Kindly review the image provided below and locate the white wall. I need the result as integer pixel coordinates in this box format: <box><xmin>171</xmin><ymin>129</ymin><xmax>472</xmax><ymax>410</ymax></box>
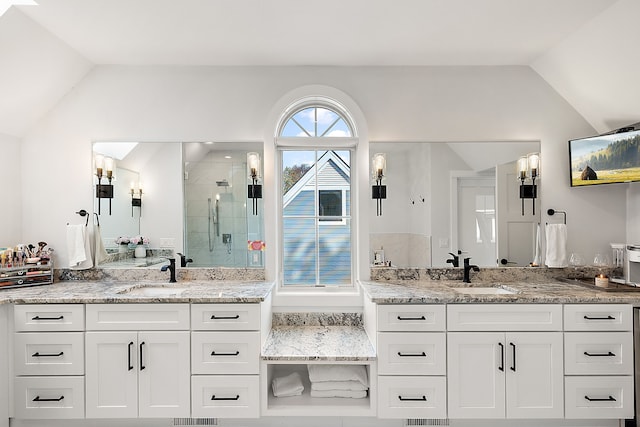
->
<box><xmin>0</xmin><ymin>133</ymin><xmax>21</xmax><ymax>245</ymax></box>
<box><xmin>20</xmin><ymin>65</ymin><xmax>627</xmax><ymax>275</ymax></box>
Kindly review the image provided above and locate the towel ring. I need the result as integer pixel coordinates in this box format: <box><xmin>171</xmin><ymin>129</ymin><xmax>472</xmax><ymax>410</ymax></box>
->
<box><xmin>547</xmin><ymin>209</ymin><xmax>566</xmax><ymax>224</ymax></box>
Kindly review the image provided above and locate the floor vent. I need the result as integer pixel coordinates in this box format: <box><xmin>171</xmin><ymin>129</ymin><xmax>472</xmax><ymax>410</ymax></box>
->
<box><xmin>173</xmin><ymin>418</ymin><xmax>218</xmax><ymax>426</ymax></box>
<box><xmin>405</xmin><ymin>419</ymin><xmax>450</xmax><ymax>426</ymax></box>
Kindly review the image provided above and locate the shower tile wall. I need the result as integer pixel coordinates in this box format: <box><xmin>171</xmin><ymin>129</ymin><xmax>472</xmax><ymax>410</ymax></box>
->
<box><xmin>185</xmin><ymin>153</ymin><xmax>259</xmax><ymax>268</ymax></box>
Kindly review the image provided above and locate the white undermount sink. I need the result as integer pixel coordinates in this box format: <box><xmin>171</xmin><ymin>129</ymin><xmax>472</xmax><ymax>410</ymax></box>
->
<box><xmin>119</xmin><ymin>285</ymin><xmax>189</xmax><ymax>297</ymax></box>
<box><xmin>451</xmin><ymin>286</ymin><xmax>517</xmax><ymax>295</ymax></box>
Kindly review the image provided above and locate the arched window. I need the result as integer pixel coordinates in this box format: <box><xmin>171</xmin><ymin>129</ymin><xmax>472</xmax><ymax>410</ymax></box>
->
<box><xmin>276</xmin><ymin>100</ymin><xmax>356</xmax><ymax>287</ymax></box>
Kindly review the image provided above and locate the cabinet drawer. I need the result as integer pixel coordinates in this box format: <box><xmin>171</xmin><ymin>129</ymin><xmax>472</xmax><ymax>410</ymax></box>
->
<box><xmin>377</xmin><ymin>376</ymin><xmax>446</xmax><ymax>419</ymax></box>
<box><xmin>447</xmin><ymin>304</ymin><xmax>562</xmax><ymax>331</ymax></box>
<box><xmin>565</xmin><ymin>332</ymin><xmax>633</xmax><ymax>375</ymax></box>
<box><xmin>14</xmin><ymin>305</ymin><xmax>84</xmax><ymax>332</ymax></box>
<box><xmin>14</xmin><ymin>376</ymin><xmax>85</xmax><ymax>419</ymax></box>
<box><xmin>378</xmin><ymin>332</ymin><xmax>446</xmax><ymax>375</ymax></box>
<box><xmin>192</xmin><ymin>331</ymin><xmax>260</xmax><ymax>374</ymax></box>
<box><xmin>86</xmin><ymin>304</ymin><xmax>190</xmax><ymax>330</ymax></box>
<box><xmin>565</xmin><ymin>376</ymin><xmax>634</xmax><ymax>419</ymax></box>
<box><xmin>377</xmin><ymin>305</ymin><xmax>445</xmax><ymax>331</ymax></box>
<box><xmin>191</xmin><ymin>304</ymin><xmax>260</xmax><ymax>331</ymax></box>
<box><xmin>564</xmin><ymin>304</ymin><xmax>632</xmax><ymax>331</ymax></box>
<box><xmin>191</xmin><ymin>375</ymin><xmax>259</xmax><ymax>418</ymax></box>
<box><xmin>14</xmin><ymin>332</ymin><xmax>84</xmax><ymax>376</ymax></box>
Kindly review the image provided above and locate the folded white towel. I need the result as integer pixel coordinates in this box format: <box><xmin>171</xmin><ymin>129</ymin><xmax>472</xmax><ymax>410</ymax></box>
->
<box><xmin>307</xmin><ymin>364</ymin><xmax>368</xmax><ymax>387</ymax></box>
<box><xmin>545</xmin><ymin>223</ymin><xmax>568</xmax><ymax>268</ymax></box>
<box><xmin>311</xmin><ymin>380</ymin><xmax>368</xmax><ymax>391</ymax></box>
<box><xmin>272</xmin><ymin>372</ymin><xmax>304</xmax><ymax>397</ymax></box>
<box><xmin>67</xmin><ymin>224</ymin><xmax>93</xmax><ymax>269</ymax></box>
<box><xmin>310</xmin><ymin>389</ymin><xmax>367</xmax><ymax>399</ymax></box>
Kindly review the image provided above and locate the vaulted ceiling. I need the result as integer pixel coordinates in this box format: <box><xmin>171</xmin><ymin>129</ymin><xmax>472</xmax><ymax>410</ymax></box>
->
<box><xmin>1</xmin><ymin>0</ymin><xmax>638</xmax><ymax>138</ymax></box>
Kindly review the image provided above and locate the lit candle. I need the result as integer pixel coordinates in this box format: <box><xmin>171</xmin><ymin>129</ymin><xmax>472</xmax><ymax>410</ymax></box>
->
<box><xmin>595</xmin><ymin>274</ymin><xmax>609</xmax><ymax>288</ymax></box>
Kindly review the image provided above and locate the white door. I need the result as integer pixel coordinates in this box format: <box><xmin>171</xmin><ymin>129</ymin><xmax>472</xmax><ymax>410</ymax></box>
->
<box><xmin>85</xmin><ymin>331</ymin><xmax>138</xmax><ymax>418</ymax></box>
<box><xmin>496</xmin><ymin>161</ymin><xmax>539</xmax><ymax>266</ymax></box>
<box><xmin>447</xmin><ymin>332</ymin><xmax>505</xmax><ymax>418</ymax></box>
<box><xmin>138</xmin><ymin>331</ymin><xmax>191</xmax><ymax>418</ymax></box>
<box><xmin>454</xmin><ymin>175</ymin><xmax>497</xmax><ymax>267</ymax></box>
<box><xmin>505</xmin><ymin>332</ymin><xmax>564</xmax><ymax>418</ymax></box>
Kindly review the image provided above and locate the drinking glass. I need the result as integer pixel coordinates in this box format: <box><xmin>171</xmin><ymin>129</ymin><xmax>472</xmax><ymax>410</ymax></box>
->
<box><xmin>593</xmin><ymin>253</ymin><xmax>611</xmax><ymax>268</ymax></box>
<box><xmin>569</xmin><ymin>253</ymin><xmax>584</xmax><ymax>267</ymax></box>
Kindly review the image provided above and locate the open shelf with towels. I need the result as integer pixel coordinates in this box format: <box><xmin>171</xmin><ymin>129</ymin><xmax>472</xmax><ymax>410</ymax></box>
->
<box><xmin>261</xmin><ymin>362</ymin><xmax>376</xmax><ymax>417</ymax></box>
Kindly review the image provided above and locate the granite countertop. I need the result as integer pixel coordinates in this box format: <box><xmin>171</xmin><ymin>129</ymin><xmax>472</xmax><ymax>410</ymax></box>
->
<box><xmin>359</xmin><ymin>279</ymin><xmax>640</xmax><ymax>304</ymax></box>
<box><xmin>0</xmin><ymin>280</ymin><xmax>274</xmax><ymax>304</ymax></box>
<box><xmin>262</xmin><ymin>325</ymin><xmax>376</xmax><ymax>361</ymax></box>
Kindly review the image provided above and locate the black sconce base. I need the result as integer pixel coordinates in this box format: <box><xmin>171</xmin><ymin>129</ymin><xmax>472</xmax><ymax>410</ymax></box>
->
<box><xmin>96</xmin><ymin>184</ymin><xmax>114</xmax><ymax>199</ymax></box>
<box><xmin>247</xmin><ymin>184</ymin><xmax>262</xmax><ymax>199</ymax></box>
<box><xmin>519</xmin><ymin>184</ymin><xmax>537</xmax><ymax>199</ymax></box>
<box><xmin>372</xmin><ymin>185</ymin><xmax>387</xmax><ymax>199</ymax></box>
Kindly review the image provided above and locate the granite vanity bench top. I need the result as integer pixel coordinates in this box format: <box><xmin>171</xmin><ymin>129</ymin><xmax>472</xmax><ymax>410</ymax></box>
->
<box><xmin>0</xmin><ymin>280</ymin><xmax>274</xmax><ymax>304</ymax></box>
<box><xmin>360</xmin><ymin>279</ymin><xmax>640</xmax><ymax>304</ymax></box>
<box><xmin>262</xmin><ymin>325</ymin><xmax>376</xmax><ymax>362</ymax></box>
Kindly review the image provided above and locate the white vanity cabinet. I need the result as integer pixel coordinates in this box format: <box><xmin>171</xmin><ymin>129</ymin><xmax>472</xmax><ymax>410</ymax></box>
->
<box><xmin>12</xmin><ymin>304</ymin><xmax>86</xmax><ymax>419</ymax></box>
<box><xmin>84</xmin><ymin>304</ymin><xmax>191</xmax><ymax>419</ymax></box>
<box><xmin>563</xmin><ymin>304</ymin><xmax>634</xmax><ymax>419</ymax></box>
<box><xmin>446</xmin><ymin>304</ymin><xmax>564</xmax><ymax>419</ymax></box>
<box><xmin>376</xmin><ymin>305</ymin><xmax>447</xmax><ymax>419</ymax></box>
<box><xmin>190</xmin><ymin>304</ymin><xmax>262</xmax><ymax>418</ymax></box>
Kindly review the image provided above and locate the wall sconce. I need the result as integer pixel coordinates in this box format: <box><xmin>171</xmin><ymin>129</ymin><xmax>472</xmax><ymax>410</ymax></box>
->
<box><xmin>130</xmin><ymin>182</ymin><xmax>143</xmax><ymax>217</ymax></box>
<box><xmin>371</xmin><ymin>153</ymin><xmax>387</xmax><ymax>216</ymax></box>
<box><xmin>95</xmin><ymin>154</ymin><xmax>114</xmax><ymax>215</ymax></box>
<box><xmin>247</xmin><ymin>152</ymin><xmax>262</xmax><ymax>215</ymax></box>
<box><xmin>517</xmin><ymin>152</ymin><xmax>540</xmax><ymax>216</ymax></box>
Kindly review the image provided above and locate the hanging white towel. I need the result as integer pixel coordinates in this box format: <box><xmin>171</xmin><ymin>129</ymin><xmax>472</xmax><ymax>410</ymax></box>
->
<box><xmin>272</xmin><ymin>372</ymin><xmax>304</xmax><ymax>397</ymax></box>
<box><xmin>307</xmin><ymin>364</ymin><xmax>368</xmax><ymax>387</ymax></box>
<box><xmin>533</xmin><ymin>223</ymin><xmax>541</xmax><ymax>266</ymax></box>
<box><xmin>545</xmin><ymin>223</ymin><xmax>568</xmax><ymax>268</ymax></box>
<box><xmin>92</xmin><ymin>223</ymin><xmax>109</xmax><ymax>265</ymax></box>
<box><xmin>67</xmin><ymin>224</ymin><xmax>93</xmax><ymax>270</ymax></box>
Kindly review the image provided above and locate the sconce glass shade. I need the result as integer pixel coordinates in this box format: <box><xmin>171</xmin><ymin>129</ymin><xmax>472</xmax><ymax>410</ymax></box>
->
<box><xmin>247</xmin><ymin>152</ymin><xmax>261</xmax><ymax>179</ymax></box>
<box><xmin>517</xmin><ymin>156</ymin><xmax>528</xmax><ymax>180</ymax></box>
<box><xmin>372</xmin><ymin>153</ymin><xmax>386</xmax><ymax>181</ymax></box>
<box><xmin>95</xmin><ymin>154</ymin><xmax>104</xmax><ymax>178</ymax></box>
<box><xmin>527</xmin><ymin>152</ymin><xmax>540</xmax><ymax>178</ymax></box>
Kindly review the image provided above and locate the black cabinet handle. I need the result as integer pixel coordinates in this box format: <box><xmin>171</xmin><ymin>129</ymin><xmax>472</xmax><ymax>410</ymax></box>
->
<box><xmin>397</xmin><ymin>315</ymin><xmax>426</xmax><ymax>321</ymax></box>
<box><xmin>32</xmin><ymin>351</ymin><xmax>64</xmax><ymax>357</ymax></box>
<box><xmin>139</xmin><ymin>342</ymin><xmax>145</xmax><ymax>370</ymax></box>
<box><xmin>128</xmin><ymin>341</ymin><xmax>134</xmax><ymax>371</ymax></box>
<box><xmin>211</xmin><ymin>350</ymin><xmax>240</xmax><ymax>356</ymax></box>
<box><xmin>584</xmin><ymin>315</ymin><xmax>615</xmax><ymax>320</ymax></box>
<box><xmin>584</xmin><ymin>351</ymin><xmax>615</xmax><ymax>357</ymax></box>
<box><xmin>585</xmin><ymin>395</ymin><xmax>616</xmax><ymax>402</ymax></box>
<box><xmin>31</xmin><ymin>315</ymin><xmax>64</xmax><ymax>321</ymax></box>
<box><xmin>211</xmin><ymin>395</ymin><xmax>240</xmax><ymax>401</ymax></box>
<box><xmin>510</xmin><ymin>342</ymin><xmax>516</xmax><ymax>372</ymax></box>
<box><xmin>498</xmin><ymin>342</ymin><xmax>504</xmax><ymax>372</ymax></box>
<box><xmin>397</xmin><ymin>351</ymin><xmax>426</xmax><ymax>357</ymax></box>
<box><xmin>33</xmin><ymin>395</ymin><xmax>64</xmax><ymax>402</ymax></box>
<box><xmin>211</xmin><ymin>314</ymin><xmax>240</xmax><ymax>320</ymax></box>
<box><xmin>398</xmin><ymin>395</ymin><xmax>426</xmax><ymax>401</ymax></box>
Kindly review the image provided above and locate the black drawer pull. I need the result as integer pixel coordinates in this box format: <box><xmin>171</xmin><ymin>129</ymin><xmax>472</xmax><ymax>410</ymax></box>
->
<box><xmin>498</xmin><ymin>342</ymin><xmax>504</xmax><ymax>372</ymax></box>
<box><xmin>398</xmin><ymin>395</ymin><xmax>427</xmax><ymax>401</ymax></box>
<box><xmin>211</xmin><ymin>394</ymin><xmax>240</xmax><ymax>401</ymax></box>
<box><xmin>583</xmin><ymin>315</ymin><xmax>615</xmax><ymax>320</ymax></box>
<box><xmin>211</xmin><ymin>351</ymin><xmax>240</xmax><ymax>356</ymax></box>
<box><xmin>397</xmin><ymin>351</ymin><xmax>426</xmax><ymax>357</ymax></box>
<box><xmin>32</xmin><ymin>315</ymin><xmax>64</xmax><ymax>321</ymax></box>
<box><xmin>397</xmin><ymin>315</ymin><xmax>426</xmax><ymax>321</ymax></box>
<box><xmin>584</xmin><ymin>351</ymin><xmax>616</xmax><ymax>357</ymax></box>
<box><xmin>510</xmin><ymin>342</ymin><xmax>516</xmax><ymax>372</ymax></box>
<box><xmin>32</xmin><ymin>351</ymin><xmax>64</xmax><ymax>357</ymax></box>
<box><xmin>585</xmin><ymin>395</ymin><xmax>616</xmax><ymax>402</ymax></box>
<box><xmin>211</xmin><ymin>314</ymin><xmax>240</xmax><ymax>320</ymax></box>
<box><xmin>33</xmin><ymin>395</ymin><xmax>64</xmax><ymax>402</ymax></box>
<box><xmin>140</xmin><ymin>342</ymin><xmax>145</xmax><ymax>371</ymax></box>
<box><xmin>128</xmin><ymin>342</ymin><xmax>134</xmax><ymax>371</ymax></box>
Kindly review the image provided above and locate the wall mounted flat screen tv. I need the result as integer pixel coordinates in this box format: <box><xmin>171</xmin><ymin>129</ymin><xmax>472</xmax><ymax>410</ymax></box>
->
<box><xmin>569</xmin><ymin>128</ymin><xmax>640</xmax><ymax>187</ymax></box>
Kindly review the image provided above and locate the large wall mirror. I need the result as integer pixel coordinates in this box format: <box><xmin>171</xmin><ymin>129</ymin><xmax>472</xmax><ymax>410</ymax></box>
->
<box><xmin>92</xmin><ymin>141</ymin><xmax>264</xmax><ymax>268</ymax></box>
<box><xmin>369</xmin><ymin>141</ymin><xmax>541</xmax><ymax>268</ymax></box>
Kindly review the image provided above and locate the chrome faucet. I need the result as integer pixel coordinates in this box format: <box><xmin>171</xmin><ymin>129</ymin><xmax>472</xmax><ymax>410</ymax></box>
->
<box><xmin>463</xmin><ymin>257</ymin><xmax>480</xmax><ymax>283</ymax></box>
<box><xmin>160</xmin><ymin>258</ymin><xmax>177</xmax><ymax>283</ymax></box>
<box><xmin>177</xmin><ymin>253</ymin><xmax>193</xmax><ymax>267</ymax></box>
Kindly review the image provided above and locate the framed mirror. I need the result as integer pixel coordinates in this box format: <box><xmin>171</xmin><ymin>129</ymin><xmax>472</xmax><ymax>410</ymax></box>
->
<box><xmin>92</xmin><ymin>141</ymin><xmax>264</xmax><ymax>268</ymax></box>
<box><xmin>369</xmin><ymin>141</ymin><xmax>541</xmax><ymax>268</ymax></box>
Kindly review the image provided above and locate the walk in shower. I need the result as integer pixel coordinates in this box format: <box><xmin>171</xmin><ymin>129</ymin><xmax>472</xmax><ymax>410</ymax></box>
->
<box><xmin>183</xmin><ymin>142</ymin><xmax>264</xmax><ymax>268</ymax></box>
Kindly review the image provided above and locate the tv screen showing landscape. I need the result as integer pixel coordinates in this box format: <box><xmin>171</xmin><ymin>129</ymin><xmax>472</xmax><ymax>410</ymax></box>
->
<box><xmin>569</xmin><ymin>129</ymin><xmax>640</xmax><ymax>187</ymax></box>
